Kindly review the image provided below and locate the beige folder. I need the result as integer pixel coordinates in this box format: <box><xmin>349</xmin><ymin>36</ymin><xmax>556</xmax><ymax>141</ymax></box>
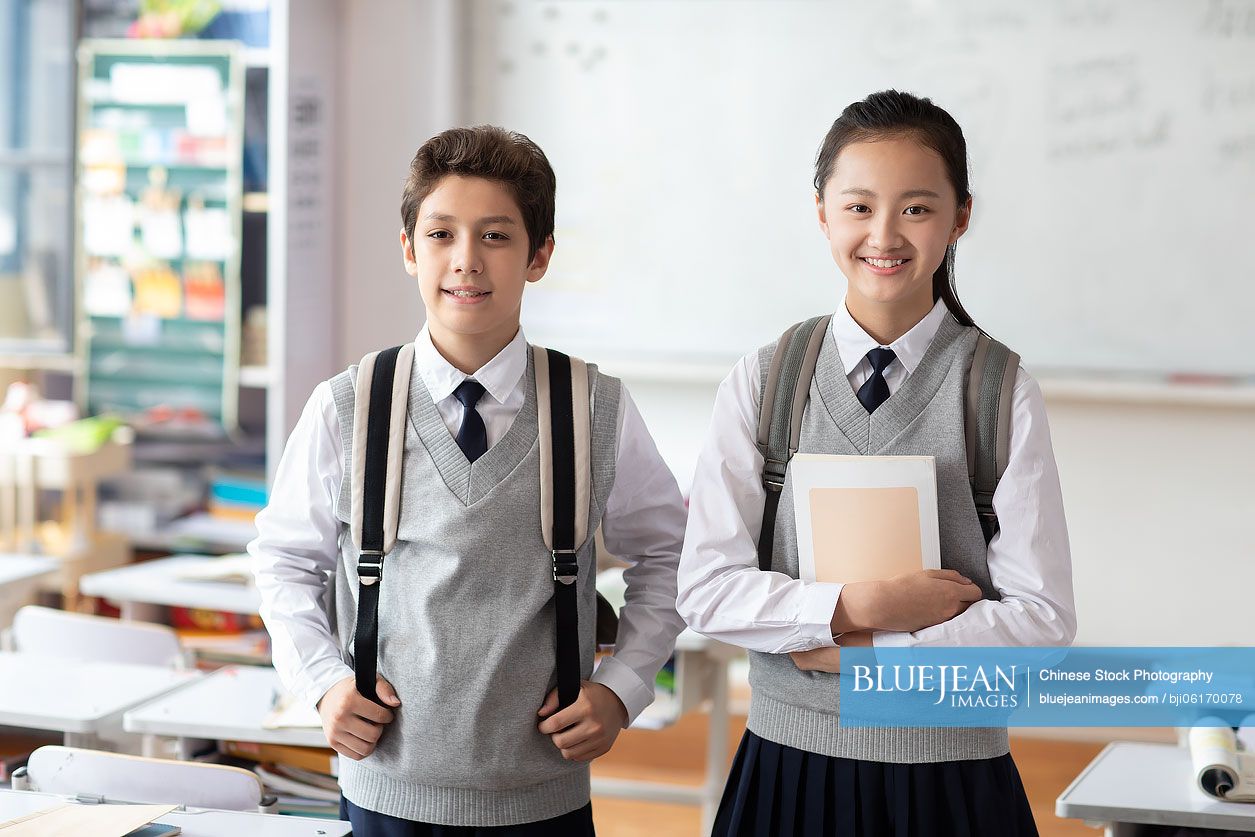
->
<box><xmin>0</xmin><ymin>803</ymin><xmax>177</xmax><ymax>836</ymax></box>
<box><xmin>790</xmin><ymin>454</ymin><xmax>940</xmax><ymax>583</ymax></box>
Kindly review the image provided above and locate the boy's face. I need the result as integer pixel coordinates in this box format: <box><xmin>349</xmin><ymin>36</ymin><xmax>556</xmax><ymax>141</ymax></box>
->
<box><xmin>401</xmin><ymin>175</ymin><xmax>552</xmax><ymax>350</ymax></box>
<box><xmin>816</xmin><ymin>137</ymin><xmax>971</xmax><ymax>318</ymax></box>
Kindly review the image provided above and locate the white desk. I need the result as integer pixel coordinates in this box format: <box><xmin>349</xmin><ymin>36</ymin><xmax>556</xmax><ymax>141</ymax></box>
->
<box><xmin>0</xmin><ymin>651</ymin><xmax>198</xmax><ymax>748</ymax></box>
<box><xmin>1057</xmin><ymin>741</ymin><xmax>1255</xmax><ymax>835</ymax></box>
<box><xmin>0</xmin><ymin>554</ymin><xmax>57</xmax><ymax>631</ymax></box>
<box><xmin>125</xmin><ymin>665</ymin><xmax>330</xmax><ymax>756</ymax></box>
<box><xmin>79</xmin><ymin>555</ymin><xmax>261</xmax><ymax>621</ymax></box>
<box><xmin>0</xmin><ymin>789</ymin><xmax>351</xmax><ymax>836</ymax></box>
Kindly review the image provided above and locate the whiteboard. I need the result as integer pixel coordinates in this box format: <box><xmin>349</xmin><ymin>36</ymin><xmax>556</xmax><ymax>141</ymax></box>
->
<box><xmin>467</xmin><ymin>0</ymin><xmax>1255</xmax><ymax>378</ymax></box>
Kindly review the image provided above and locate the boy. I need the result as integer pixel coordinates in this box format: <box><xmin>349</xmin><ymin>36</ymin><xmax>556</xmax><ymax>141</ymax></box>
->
<box><xmin>250</xmin><ymin>126</ymin><xmax>687</xmax><ymax>834</ymax></box>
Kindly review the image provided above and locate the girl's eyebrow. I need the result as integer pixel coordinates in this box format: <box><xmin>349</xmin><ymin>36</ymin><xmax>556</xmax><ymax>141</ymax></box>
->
<box><xmin>840</xmin><ymin>187</ymin><xmax>942</xmax><ymax>200</ymax></box>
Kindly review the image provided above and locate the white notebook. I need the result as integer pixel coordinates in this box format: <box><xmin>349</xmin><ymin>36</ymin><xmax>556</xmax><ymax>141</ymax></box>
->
<box><xmin>790</xmin><ymin>454</ymin><xmax>941</xmax><ymax>584</ymax></box>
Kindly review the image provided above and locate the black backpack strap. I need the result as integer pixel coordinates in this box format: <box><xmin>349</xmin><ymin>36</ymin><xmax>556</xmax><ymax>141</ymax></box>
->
<box><xmin>535</xmin><ymin>346</ymin><xmax>588</xmax><ymax>710</ymax></box>
<box><xmin>351</xmin><ymin>344</ymin><xmax>413</xmax><ymax>706</ymax></box>
<box><xmin>966</xmin><ymin>333</ymin><xmax>1020</xmax><ymax>546</ymax></box>
<box><xmin>755</xmin><ymin>315</ymin><xmax>831</xmax><ymax>572</ymax></box>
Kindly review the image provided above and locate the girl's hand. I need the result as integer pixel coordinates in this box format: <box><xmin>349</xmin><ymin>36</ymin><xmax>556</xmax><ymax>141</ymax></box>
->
<box><xmin>788</xmin><ymin>631</ymin><xmax>873</xmax><ymax>673</ymax></box>
<box><xmin>833</xmin><ymin>570</ymin><xmax>982</xmax><ymax>634</ymax></box>
<box><xmin>789</xmin><ymin>645</ymin><xmax>842</xmax><ymax>673</ymax></box>
<box><xmin>870</xmin><ymin>569</ymin><xmax>982</xmax><ymax>632</ymax></box>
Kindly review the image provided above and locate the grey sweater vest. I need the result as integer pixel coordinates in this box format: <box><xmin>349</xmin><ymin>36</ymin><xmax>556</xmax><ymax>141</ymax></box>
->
<box><xmin>326</xmin><ymin>349</ymin><xmax>621</xmax><ymax>826</ymax></box>
<box><xmin>748</xmin><ymin>314</ymin><xmax>1009</xmax><ymax>763</ymax></box>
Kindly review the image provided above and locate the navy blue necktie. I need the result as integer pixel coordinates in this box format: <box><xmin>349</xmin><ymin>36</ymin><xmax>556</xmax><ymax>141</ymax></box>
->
<box><xmin>453</xmin><ymin>380</ymin><xmax>488</xmax><ymax>463</ymax></box>
<box><xmin>856</xmin><ymin>348</ymin><xmax>896</xmax><ymax>414</ymax></box>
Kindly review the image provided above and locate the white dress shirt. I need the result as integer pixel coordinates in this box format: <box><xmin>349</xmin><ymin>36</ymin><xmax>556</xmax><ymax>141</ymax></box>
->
<box><xmin>676</xmin><ymin>298</ymin><xmax>1076</xmax><ymax>653</ymax></box>
<box><xmin>250</xmin><ymin>325</ymin><xmax>688</xmax><ymax>724</ymax></box>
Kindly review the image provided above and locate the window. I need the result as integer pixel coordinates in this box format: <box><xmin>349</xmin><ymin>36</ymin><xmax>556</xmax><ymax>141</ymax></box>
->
<box><xmin>0</xmin><ymin>0</ymin><xmax>74</xmax><ymax>356</ymax></box>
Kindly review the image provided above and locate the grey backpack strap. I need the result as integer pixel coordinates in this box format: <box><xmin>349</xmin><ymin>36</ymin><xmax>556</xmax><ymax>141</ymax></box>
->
<box><xmin>350</xmin><ymin>343</ymin><xmax>415</xmax><ymax>705</ymax></box>
<box><xmin>966</xmin><ymin>333</ymin><xmax>1020</xmax><ymax>546</ymax></box>
<box><xmin>755</xmin><ymin>315</ymin><xmax>831</xmax><ymax>572</ymax></box>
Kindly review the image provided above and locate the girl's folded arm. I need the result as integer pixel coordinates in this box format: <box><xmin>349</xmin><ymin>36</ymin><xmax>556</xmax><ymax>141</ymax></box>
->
<box><xmin>676</xmin><ymin>353</ymin><xmax>845</xmax><ymax>655</ymax></box>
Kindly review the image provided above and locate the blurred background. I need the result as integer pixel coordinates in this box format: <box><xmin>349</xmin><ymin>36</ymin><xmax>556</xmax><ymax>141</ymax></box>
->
<box><xmin>0</xmin><ymin>1</ymin><xmax>1253</xmax><ymax>835</ymax></box>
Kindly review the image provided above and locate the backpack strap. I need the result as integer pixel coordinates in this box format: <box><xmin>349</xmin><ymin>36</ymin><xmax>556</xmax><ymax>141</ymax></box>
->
<box><xmin>533</xmin><ymin>346</ymin><xmax>592</xmax><ymax>710</ymax></box>
<box><xmin>349</xmin><ymin>343</ymin><xmax>414</xmax><ymax>706</ymax></box>
<box><xmin>966</xmin><ymin>333</ymin><xmax>1020</xmax><ymax>546</ymax></box>
<box><xmin>755</xmin><ymin>315</ymin><xmax>831</xmax><ymax>572</ymax></box>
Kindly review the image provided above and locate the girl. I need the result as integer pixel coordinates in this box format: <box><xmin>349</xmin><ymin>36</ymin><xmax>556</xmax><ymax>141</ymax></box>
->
<box><xmin>676</xmin><ymin>90</ymin><xmax>1076</xmax><ymax>836</ymax></box>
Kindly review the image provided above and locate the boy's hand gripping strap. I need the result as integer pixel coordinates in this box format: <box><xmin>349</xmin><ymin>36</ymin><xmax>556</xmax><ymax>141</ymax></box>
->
<box><xmin>534</xmin><ymin>346</ymin><xmax>592</xmax><ymax>710</ymax></box>
<box><xmin>350</xmin><ymin>343</ymin><xmax>413</xmax><ymax>705</ymax></box>
<box><xmin>754</xmin><ymin>315</ymin><xmax>831</xmax><ymax>572</ymax></box>
<box><xmin>966</xmin><ymin>333</ymin><xmax>1019</xmax><ymax>546</ymax></box>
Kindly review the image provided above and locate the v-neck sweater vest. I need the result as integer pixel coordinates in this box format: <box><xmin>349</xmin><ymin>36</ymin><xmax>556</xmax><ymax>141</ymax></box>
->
<box><xmin>325</xmin><ymin>349</ymin><xmax>622</xmax><ymax>826</ymax></box>
<box><xmin>748</xmin><ymin>314</ymin><xmax>1009</xmax><ymax>763</ymax></box>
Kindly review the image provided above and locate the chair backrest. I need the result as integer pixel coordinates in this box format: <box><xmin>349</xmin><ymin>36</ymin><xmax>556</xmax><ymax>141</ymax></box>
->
<box><xmin>12</xmin><ymin>605</ymin><xmax>183</xmax><ymax>667</ymax></box>
<box><xmin>23</xmin><ymin>746</ymin><xmax>266</xmax><ymax>811</ymax></box>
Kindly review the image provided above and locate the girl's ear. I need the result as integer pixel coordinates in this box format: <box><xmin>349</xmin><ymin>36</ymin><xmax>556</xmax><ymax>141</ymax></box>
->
<box><xmin>815</xmin><ymin>192</ymin><xmax>830</xmax><ymax>236</ymax></box>
<box><xmin>949</xmin><ymin>196</ymin><xmax>974</xmax><ymax>245</ymax></box>
<box><xmin>400</xmin><ymin>229</ymin><xmax>418</xmax><ymax>277</ymax></box>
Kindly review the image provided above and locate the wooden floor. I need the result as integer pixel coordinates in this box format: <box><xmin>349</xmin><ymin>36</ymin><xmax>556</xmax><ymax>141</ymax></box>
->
<box><xmin>590</xmin><ymin>712</ymin><xmax>1106</xmax><ymax>836</ymax></box>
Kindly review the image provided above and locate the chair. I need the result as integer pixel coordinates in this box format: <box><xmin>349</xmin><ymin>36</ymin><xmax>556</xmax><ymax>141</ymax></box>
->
<box><xmin>12</xmin><ymin>745</ymin><xmax>277</xmax><ymax>813</ymax></box>
<box><xmin>12</xmin><ymin>604</ymin><xmax>185</xmax><ymax>668</ymax></box>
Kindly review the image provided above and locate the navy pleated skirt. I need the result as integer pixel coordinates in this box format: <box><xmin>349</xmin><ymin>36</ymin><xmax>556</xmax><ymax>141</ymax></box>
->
<box><xmin>712</xmin><ymin>730</ymin><xmax>1038</xmax><ymax>837</ymax></box>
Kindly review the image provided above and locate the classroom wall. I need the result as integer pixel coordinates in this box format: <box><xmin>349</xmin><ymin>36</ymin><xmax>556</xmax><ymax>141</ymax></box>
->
<box><xmin>334</xmin><ymin>0</ymin><xmax>457</xmax><ymax>366</ymax></box>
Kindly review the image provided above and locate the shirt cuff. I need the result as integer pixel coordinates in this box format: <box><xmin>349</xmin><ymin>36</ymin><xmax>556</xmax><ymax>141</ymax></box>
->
<box><xmin>798</xmin><ymin>581</ymin><xmax>844</xmax><ymax>648</ymax></box>
<box><xmin>300</xmin><ymin>660</ymin><xmax>357</xmax><ymax>711</ymax></box>
<box><xmin>590</xmin><ymin>654</ymin><xmax>654</xmax><ymax>727</ymax></box>
<box><xmin>871</xmin><ymin>630</ymin><xmax>913</xmax><ymax>648</ymax></box>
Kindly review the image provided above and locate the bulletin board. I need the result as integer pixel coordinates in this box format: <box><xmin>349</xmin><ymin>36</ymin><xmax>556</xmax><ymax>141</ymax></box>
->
<box><xmin>75</xmin><ymin>39</ymin><xmax>244</xmax><ymax>429</ymax></box>
<box><xmin>467</xmin><ymin>0</ymin><xmax>1255</xmax><ymax>380</ymax></box>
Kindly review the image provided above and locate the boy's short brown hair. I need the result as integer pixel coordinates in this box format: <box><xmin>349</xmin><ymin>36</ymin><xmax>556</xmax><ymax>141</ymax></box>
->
<box><xmin>401</xmin><ymin>125</ymin><xmax>556</xmax><ymax>261</ymax></box>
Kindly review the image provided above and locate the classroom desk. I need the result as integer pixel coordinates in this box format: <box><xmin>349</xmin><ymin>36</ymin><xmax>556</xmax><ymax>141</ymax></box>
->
<box><xmin>124</xmin><ymin>665</ymin><xmax>330</xmax><ymax>757</ymax></box>
<box><xmin>0</xmin><ymin>554</ymin><xmax>57</xmax><ymax>631</ymax></box>
<box><xmin>0</xmin><ymin>652</ymin><xmax>198</xmax><ymax>748</ymax></box>
<box><xmin>1056</xmin><ymin>741</ymin><xmax>1255</xmax><ymax>835</ymax></box>
<box><xmin>0</xmin><ymin>789</ymin><xmax>351</xmax><ymax>836</ymax></box>
<box><xmin>79</xmin><ymin>554</ymin><xmax>260</xmax><ymax>621</ymax></box>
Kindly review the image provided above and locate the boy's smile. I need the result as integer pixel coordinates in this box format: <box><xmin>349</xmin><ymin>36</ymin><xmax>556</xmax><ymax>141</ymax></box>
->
<box><xmin>401</xmin><ymin>175</ymin><xmax>553</xmax><ymax>372</ymax></box>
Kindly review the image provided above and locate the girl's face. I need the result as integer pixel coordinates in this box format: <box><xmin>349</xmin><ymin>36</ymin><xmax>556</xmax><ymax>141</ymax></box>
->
<box><xmin>817</xmin><ymin>136</ymin><xmax>972</xmax><ymax>319</ymax></box>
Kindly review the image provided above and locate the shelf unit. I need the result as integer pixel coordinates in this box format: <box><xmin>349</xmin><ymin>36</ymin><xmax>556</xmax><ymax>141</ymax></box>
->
<box><xmin>74</xmin><ymin>39</ymin><xmax>245</xmax><ymax>430</ymax></box>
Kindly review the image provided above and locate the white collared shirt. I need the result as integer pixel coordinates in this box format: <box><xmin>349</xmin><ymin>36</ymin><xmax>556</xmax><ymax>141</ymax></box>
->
<box><xmin>676</xmin><ymin>298</ymin><xmax>1076</xmax><ymax>652</ymax></box>
<box><xmin>250</xmin><ymin>325</ymin><xmax>688</xmax><ymax>724</ymax></box>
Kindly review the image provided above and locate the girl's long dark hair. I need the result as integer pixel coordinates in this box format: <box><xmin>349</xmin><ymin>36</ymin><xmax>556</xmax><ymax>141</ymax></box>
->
<box><xmin>814</xmin><ymin>90</ymin><xmax>979</xmax><ymax>329</ymax></box>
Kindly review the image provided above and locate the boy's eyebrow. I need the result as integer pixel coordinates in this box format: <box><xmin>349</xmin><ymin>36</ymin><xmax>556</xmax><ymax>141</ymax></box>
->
<box><xmin>423</xmin><ymin>212</ymin><xmax>518</xmax><ymax>225</ymax></box>
<box><xmin>840</xmin><ymin>187</ymin><xmax>942</xmax><ymax>200</ymax></box>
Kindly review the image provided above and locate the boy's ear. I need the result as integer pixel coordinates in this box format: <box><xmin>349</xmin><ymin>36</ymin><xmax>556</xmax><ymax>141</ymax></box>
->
<box><xmin>400</xmin><ymin>228</ymin><xmax>419</xmax><ymax>277</ymax></box>
<box><xmin>949</xmin><ymin>196</ymin><xmax>974</xmax><ymax>245</ymax></box>
<box><xmin>815</xmin><ymin>192</ymin><xmax>830</xmax><ymax>236</ymax></box>
<box><xmin>525</xmin><ymin>235</ymin><xmax>555</xmax><ymax>284</ymax></box>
